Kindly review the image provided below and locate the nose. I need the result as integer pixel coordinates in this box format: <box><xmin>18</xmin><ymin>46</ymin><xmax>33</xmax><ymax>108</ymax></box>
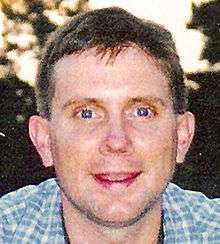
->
<box><xmin>99</xmin><ymin>122</ymin><xmax>134</xmax><ymax>156</ymax></box>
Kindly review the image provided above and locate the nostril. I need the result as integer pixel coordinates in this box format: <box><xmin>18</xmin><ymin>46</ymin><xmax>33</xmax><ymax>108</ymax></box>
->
<box><xmin>106</xmin><ymin>144</ymin><xmax>127</xmax><ymax>153</ymax></box>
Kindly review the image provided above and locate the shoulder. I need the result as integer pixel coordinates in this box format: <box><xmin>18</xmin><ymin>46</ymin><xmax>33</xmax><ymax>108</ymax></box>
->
<box><xmin>165</xmin><ymin>183</ymin><xmax>220</xmax><ymax>215</ymax></box>
<box><xmin>0</xmin><ymin>178</ymin><xmax>59</xmax><ymax>241</ymax></box>
<box><xmin>163</xmin><ymin>183</ymin><xmax>220</xmax><ymax>242</ymax></box>
<box><xmin>0</xmin><ymin>178</ymin><xmax>58</xmax><ymax>216</ymax></box>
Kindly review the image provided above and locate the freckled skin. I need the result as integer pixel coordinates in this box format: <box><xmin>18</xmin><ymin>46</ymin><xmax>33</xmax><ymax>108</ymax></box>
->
<box><xmin>29</xmin><ymin>45</ymin><xmax>195</xmax><ymax>242</ymax></box>
<box><xmin>48</xmin><ymin>47</ymin><xmax>178</xmax><ymax>225</ymax></box>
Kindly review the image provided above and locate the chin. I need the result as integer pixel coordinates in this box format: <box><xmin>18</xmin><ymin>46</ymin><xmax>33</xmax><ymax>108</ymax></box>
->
<box><xmin>68</xmin><ymin>193</ymin><xmax>161</xmax><ymax>229</ymax></box>
<box><xmin>89</xmin><ymin>201</ymin><xmax>159</xmax><ymax>229</ymax></box>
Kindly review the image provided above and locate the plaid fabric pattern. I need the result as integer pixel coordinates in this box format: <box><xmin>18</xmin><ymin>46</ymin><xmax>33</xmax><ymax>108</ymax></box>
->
<box><xmin>0</xmin><ymin>178</ymin><xmax>220</xmax><ymax>243</ymax></box>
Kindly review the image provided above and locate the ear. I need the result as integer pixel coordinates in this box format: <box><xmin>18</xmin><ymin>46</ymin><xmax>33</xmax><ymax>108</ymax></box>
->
<box><xmin>176</xmin><ymin>112</ymin><xmax>195</xmax><ymax>164</ymax></box>
<box><xmin>29</xmin><ymin>115</ymin><xmax>54</xmax><ymax>167</ymax></box>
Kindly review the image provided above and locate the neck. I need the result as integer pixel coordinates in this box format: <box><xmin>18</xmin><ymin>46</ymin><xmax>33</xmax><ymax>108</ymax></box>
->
<box><xmin>61</xmin><ymin>193</ymin><xmax>162</xmax><ymax>244</ymax></box>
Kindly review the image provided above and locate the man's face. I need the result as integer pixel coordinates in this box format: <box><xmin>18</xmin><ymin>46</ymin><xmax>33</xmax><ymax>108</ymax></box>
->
<box><xmin>30</xmin><ymin>47</ymin><xmax>194</xmax><ymax>227</ymax></box>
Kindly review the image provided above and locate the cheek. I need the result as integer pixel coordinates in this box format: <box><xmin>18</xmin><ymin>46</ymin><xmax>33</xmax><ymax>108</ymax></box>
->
<box><xmin>58</xmin><ymin>116</ymin><xmax>103</xmax><ymax>142</ymax></box>
<box><xmin>50</xmin><ymin>121</ymin><xmax>102</xmax><ymax>170</ymax></box>
<box><xmin>132</xmin><ymin>120</ymin><xmax>177</xmax><ymax>161</ymax></box>
<box><xmin>134</xmin><ymin>126</ymin><xmax>177</xmax><ymax>185</ymax></box>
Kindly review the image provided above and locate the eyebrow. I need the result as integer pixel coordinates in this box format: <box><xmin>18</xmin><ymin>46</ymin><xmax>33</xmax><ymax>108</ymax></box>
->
<box><xmin>62</xmin><ymin>98</ymin><xmax>102</xmax><ymax>110</ymax></box>
<box><xmin>62</xmin><ymin>96</ymin><xmax>166</xmax><ymax>110</ymax></box>
<box><xmin>127</xmin><ymin>96</ymin><xmax>166</xmax><ymax>107</ymax></box>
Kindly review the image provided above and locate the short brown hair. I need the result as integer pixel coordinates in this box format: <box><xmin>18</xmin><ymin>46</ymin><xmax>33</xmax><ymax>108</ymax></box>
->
<box><xmin>36</xmin><ymin>7</ymin><xmax>187</xmax><ymax>119</ymax></box>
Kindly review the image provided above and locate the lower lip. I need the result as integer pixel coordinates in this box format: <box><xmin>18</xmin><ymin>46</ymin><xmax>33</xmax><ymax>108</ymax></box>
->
<box><xmin>94</xmin><ymin>172</ymin><xmax>141</xmax><ymax>188</ymax></box>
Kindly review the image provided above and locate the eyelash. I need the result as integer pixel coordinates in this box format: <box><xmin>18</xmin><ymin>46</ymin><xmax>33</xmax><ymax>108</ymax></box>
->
<box><xmin>72</xmin><ymin>106</ymin><xmax>101</xmax><ymax>120</ymax></box>
<box><xmin>71</xmin><ymin>105</ymin><xmax>157</xmax><ymax>120</ymax></box>
<box><xmin>127</xmin><ymin>105</ymin><xmax>156</xmax><ymax>119</ymax></box>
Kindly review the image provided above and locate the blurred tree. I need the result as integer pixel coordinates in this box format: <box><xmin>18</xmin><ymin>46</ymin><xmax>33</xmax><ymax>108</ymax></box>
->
<box><xmin>0</xmin><ymin>0</ymin><xmax>90</xmax><ymax>196</ymax></box>
<box><xmin>0</xmin><ymin>74</ymin><xmax>54</xmax><ymax>195</ymax></box>
<box><xmin>173</xmin><ymin>0</ymin><xmax>220</xmax><ymax>198</ymax></box>
<box><xmin>0</xmin><ymin>0</ymin><xmax>90</xmax><ymax>82</ymax></box>
<box><xmin>187</xmin><ymin>0</ymin><xmax>220</xmax><ymax>65</ymax></box>
<box><xmin>0</xmin><ymin>0</ymin><xmax>219</xmax><ymax>198</ymax></box>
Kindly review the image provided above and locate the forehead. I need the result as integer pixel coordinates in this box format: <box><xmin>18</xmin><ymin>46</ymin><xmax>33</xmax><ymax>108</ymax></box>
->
<box><xmin>52</xmin><ymin>46</ymin><xmax>171</xmax><ymax>106</ymax></box>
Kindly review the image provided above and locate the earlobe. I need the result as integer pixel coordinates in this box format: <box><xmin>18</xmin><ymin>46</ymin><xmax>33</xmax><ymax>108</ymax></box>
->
<box><xmin>29</xmin><ymin>115</ymin><xmax>54</xmax><ymax>167</ymax></box>
<box><xmin>176</xmin><ymin>112</ymin><xmax>195</xmax><ymax>164</ymax></box>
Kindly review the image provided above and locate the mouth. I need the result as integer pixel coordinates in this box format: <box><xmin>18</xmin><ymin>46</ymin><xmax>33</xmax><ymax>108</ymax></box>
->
<box><xmin>93</xmin><ymin>171</ymin><xmax>142</xmax><ymax>188</ymax></box>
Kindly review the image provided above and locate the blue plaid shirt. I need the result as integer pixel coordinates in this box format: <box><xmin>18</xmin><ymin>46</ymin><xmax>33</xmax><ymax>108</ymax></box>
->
<box><xmin>0</xmin><ymin>178</ymin><xmax>220</xmax><ymax>243</ymax></box>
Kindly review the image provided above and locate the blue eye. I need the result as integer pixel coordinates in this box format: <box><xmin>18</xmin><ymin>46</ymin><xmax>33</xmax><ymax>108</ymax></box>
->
<box><xmin>81</xmin><ymin>109</ymin><xmax>93</xmax><ymax>119</ymax></box>
<box><xmin>136</xmin><ymin>107</ymin><xmax>150</xmax><ymax>117</ymax></box>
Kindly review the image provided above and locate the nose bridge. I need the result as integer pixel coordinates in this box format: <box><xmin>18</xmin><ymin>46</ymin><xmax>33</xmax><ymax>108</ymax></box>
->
<box><xmin>108</xmin><ymin>107</ymin><xmax>128</xmax><ymax>138</ymax></box>
<box><xmin>99</xmin><ymin>111</ymin><xmax>133</xmax><ymax>155</ymax></box>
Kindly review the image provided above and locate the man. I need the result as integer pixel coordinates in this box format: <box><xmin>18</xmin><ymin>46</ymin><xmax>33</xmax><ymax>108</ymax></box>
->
<box><xmin>0</xmin><ymin>7</ymin><xmax>219</xmax><ymax>243</ymax></box>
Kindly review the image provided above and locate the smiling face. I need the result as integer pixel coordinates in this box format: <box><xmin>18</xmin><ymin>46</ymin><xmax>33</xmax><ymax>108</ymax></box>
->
<box><xmin>29</xmin><ymin>46</ymin><xmax>194</xmax><ymax>227</ymax></box>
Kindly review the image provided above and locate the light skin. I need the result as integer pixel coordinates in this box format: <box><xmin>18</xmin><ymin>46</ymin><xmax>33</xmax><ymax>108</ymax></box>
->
<box><xmin>29</xmin><ymin>46</ymin><xmax>195</xmax><ymax>243</ymax></box>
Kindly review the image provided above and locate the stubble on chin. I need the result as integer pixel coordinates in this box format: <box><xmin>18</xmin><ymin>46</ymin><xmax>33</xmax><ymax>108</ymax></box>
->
<box><xmin>56</xmin><ymin>176</ymin><xmax>169</xmax><ymax>230</ymax></box>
